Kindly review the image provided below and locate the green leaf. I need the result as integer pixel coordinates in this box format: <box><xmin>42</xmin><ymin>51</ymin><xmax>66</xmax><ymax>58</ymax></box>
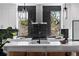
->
<box><xmin>20</xmin><ymin>19</ymin><xmax>28</xmax><ymax>26</ymax></box>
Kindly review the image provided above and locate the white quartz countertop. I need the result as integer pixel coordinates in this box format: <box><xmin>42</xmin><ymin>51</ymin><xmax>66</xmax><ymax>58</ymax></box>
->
<box><xmin>4</xmin><ymin>38</ymin><xmax>79</xmax><ymax>52</ymax></box>
<box><xmin>4</xmin><ymin>41</ymin><xmax>79</xmax><ymax>46</ymax></box>
<box><xmin>5</xmin><ymin>38</ymin><xmax>64</xmax><ymax>46</ymax></box>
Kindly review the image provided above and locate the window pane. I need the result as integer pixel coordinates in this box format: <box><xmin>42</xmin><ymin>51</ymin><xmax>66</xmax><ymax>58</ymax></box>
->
<box><xmin>50</xmin><ymin>11</ymin><xmax>61</xmax><ymax>37</ymax></box>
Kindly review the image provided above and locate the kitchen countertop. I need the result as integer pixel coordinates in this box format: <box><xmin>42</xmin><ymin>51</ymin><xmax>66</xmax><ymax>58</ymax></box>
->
<box><xmin>4</xmin><ymin>38</ymin><xmax>79</xmax><ymax>52</ymax></box>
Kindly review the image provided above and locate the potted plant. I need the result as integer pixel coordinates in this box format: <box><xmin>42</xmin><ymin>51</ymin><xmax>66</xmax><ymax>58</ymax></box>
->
<box><xmin>0</xmin><ymin>39</ymin><xmax>9</xmax><ymax>56</ymax></box>
<box><xmin>0</xmin><ymin>27</ymin><xmax>13</xmax><ymax>56</ymax></box>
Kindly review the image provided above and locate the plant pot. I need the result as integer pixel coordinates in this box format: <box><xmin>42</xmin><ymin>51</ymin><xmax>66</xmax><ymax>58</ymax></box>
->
<box><xmin>0</xmin><ymin>49</ymin><xmax>6</xmax><ymax>56</ymax></box>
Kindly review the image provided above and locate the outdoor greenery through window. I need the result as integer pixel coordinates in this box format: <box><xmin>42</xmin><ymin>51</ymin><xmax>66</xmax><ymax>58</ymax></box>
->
<box><xmin>50</xmin><ymin>11</ymin><xmax>61</xmax><ymax>37</ymax></box>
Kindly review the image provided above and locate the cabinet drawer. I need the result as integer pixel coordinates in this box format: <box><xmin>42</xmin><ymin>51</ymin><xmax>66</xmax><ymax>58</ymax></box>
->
<box><xmin>27</xmin><ymin>52</ymin><xmax>45</xmax><ymax>56</ymax></box>
<box><xmin>47</xmin><ymin>52</ymin><xmax>71</xmax><ymax>56</ymax></box>
<box><xmin>9</xmin><ymin>52</ymin><xmax>27</xmax><ymax>56</ymax></box>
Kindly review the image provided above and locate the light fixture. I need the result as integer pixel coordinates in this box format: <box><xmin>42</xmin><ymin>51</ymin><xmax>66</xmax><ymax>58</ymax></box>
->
<box><xmin>64</xmin><ymin>3</ymin><xmax>68</xmax><ymax>19</ymax></box>
<box><xmin>22</xmin><ymin>3</ymin><xmax>26</xmax><ymax>13</ymax></box>
<box><xmin>63</xmin><ymin>3</ymin><xmax>68</xmax><ymax>28</ymax></box>
<box><xmin>18</xmin><ymin>3</ymin><xmax>27</xmax><ymax>20</ymax></box>
<box><xmin>64</xmin><ymin>3</ymin><xmax>67</xmax><ymax>11</ymax></box>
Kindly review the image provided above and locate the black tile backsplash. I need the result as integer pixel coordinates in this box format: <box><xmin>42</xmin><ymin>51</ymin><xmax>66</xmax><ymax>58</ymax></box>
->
<box><xmin>32</xmin><ymin>24</ymin><xmax>47</xmax><ymax>39</ymax></box>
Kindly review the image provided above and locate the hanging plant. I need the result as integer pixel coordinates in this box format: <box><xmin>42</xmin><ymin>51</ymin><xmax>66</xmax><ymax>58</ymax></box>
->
<box><xmin>20</xmin><ymin>19</ymin><xmax>28</xmax><ymax>26</ymax></box>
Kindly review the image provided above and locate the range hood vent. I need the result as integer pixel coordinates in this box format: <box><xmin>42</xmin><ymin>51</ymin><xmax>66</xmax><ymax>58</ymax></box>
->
<box><xmin>36</xmin><ymin>4</ymin><xmax>43</xmax><ymax>23</ymax></box>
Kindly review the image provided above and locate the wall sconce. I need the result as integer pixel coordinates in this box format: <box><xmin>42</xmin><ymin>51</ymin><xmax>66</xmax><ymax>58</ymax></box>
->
<box><xmin>18</xmin><ymin>3</ymin><xmax>28</xmax><ymax>20</ymax></box>
<box><xmin>63</xmin><ymin>3</ymin><xmax>68</xmax><ymax>20</ymax></box>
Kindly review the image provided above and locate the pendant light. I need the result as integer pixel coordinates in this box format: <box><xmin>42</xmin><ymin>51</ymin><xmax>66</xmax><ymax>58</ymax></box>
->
<box><xmin>64</xmin><ymin>3</ymin><xmax>68</xmax><ymax>19</ymax></box>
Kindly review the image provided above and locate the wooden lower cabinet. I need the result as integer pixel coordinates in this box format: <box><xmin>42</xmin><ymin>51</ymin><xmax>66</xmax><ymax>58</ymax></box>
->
<box><xmin>9</xmin><ymin>52</ymin><xmax>71</xmax><ymax>56</ymax></box>
<box><xmin>27</xmin><ymin>52</ymin><xmax>45</xmax><ymax>56</ymax></box>
<box><xmin>47</xmin><ymin>52</ymin><xmax>65</xmax><ymax>56</ymax></box>
<box><xmin>76</xmin><ymin>52</ymin><xmax>79</xmax><ymax>56</ymax></box>
<box><xmin>47</xmin><ymin>52</ymin><xmax>71</xmax><ymax>56</ymax></box>
<box><xmin>9</xmin><ymin>52</ymin><xmax>27</xmax><ymax>56</ymax></box>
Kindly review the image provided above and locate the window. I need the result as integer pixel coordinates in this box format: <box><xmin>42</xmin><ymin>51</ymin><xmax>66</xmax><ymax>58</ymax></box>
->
<box><xmin>50</xmin><ymin>11</ymin><xmax>61</xmax><ymax>37</ymax></box>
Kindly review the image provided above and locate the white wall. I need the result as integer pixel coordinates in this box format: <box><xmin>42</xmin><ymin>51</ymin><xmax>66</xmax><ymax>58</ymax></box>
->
<box><xmin>0</xmin><ymin>3</ymin><xmax>17</xmax><ymax>29</ymax></box>
<box><xmin>62</xmin><ymin>3</ymin><xmax>79</xmax><ymax>39</ymax></box>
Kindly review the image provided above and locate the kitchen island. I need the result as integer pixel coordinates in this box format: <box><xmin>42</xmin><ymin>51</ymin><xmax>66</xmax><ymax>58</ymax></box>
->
<box><xmin>4</xmin><ymin>38</ymin><xmax>79</xmax><ymax>56</ymax></box>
